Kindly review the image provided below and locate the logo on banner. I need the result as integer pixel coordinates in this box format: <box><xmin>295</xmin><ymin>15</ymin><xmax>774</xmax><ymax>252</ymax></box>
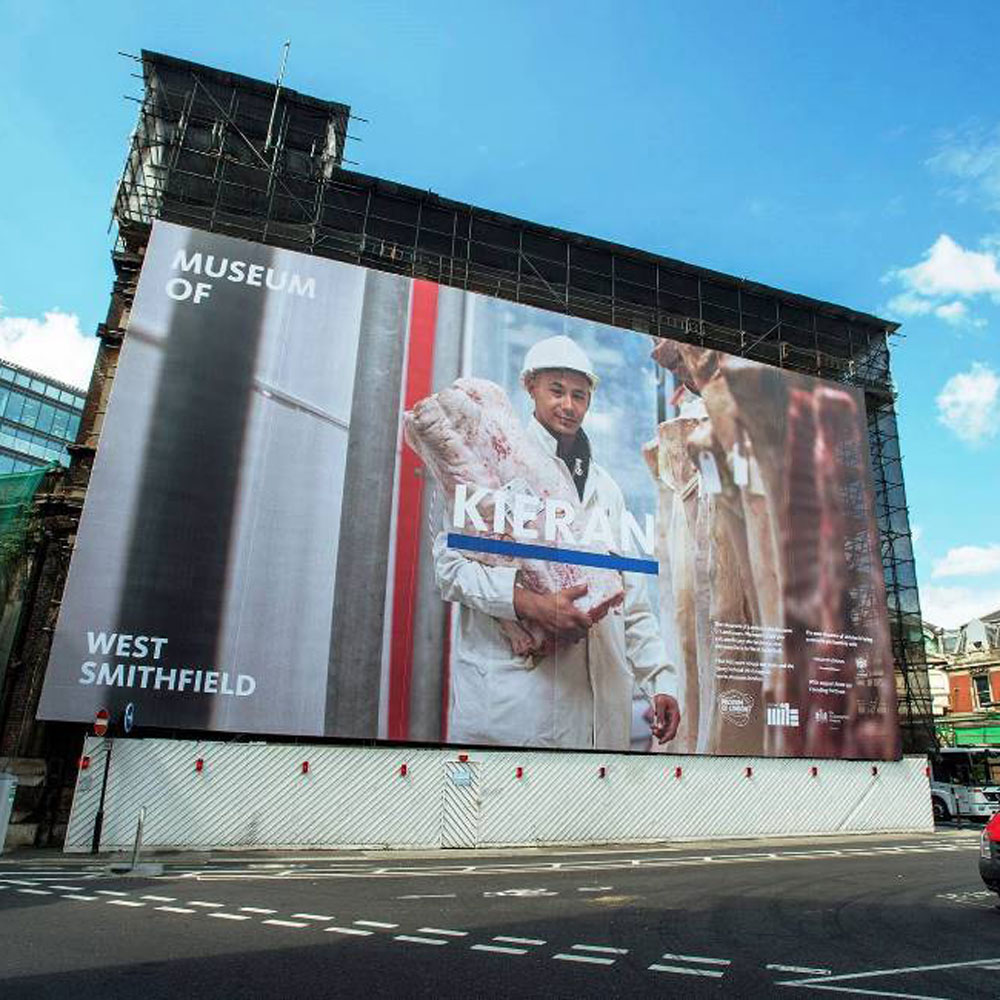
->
<box><xmin>718</xmin><ymin>690</ymin><xmax>754</xmax><ymax>727</ymax></box>
<box><xmin>766</xmin><ymin>702</ymin><xmax>800</xmax><ymax>728</ymax></box>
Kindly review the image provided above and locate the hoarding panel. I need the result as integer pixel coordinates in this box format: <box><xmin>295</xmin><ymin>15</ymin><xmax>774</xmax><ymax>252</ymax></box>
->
<box><xmin>37</xmin><ymin>220</ymin><xmax>900</xmax><ymax>759</ymax></box>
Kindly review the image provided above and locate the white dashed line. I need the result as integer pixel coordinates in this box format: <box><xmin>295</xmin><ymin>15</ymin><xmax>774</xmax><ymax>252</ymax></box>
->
<box><xmin>4</xmin><ymin>880</ymin><xmax>39</xmax><ymax>886</ymax></box>
<box><xmin>577</xmin><ymin>886</ymin><xmax>614</xmax><ymax>892</ymax></box>
<box><xmin>96</xmin><ymin>890</ymin><xmax>129</xmax><ymax>897</ymax></box>
<box><xmin>554</xmin><ymin>953</ymin><xmax>616</xmax><ymax>966</ymax></box>
<box><xmin>325</xmin><ymin>926</ymin><xmax>373</xmax><ymax>936</ymax></box>
<box><xmin>394</xmin><ymin>935</ymin><xmax>449</xmax><ymax>946</ymax></box>
<box><xmin>471</xmin><ymin>944</ymin><xmax>528</xmax><ymax>955</ymax></box>
<box><xmin>17</xmin><ymin>888</ymin><xmax>52</xmax><ymax>896</ymax></box>
<box><xmin>493</xmin><ymin>936</ymin><xmax>546</xmax><ymax>946</ymax></box>
<box><xmin>262</xmin><ymin>919</ymin><xmax>308</xmax><ymax>928</ymax></box>
<box><xmin>573</xmin><ymin>944</ymin><xmax>629</xmax><ymax>955</ymax></box>
<box><xmin>141</xmin><ymin>895</ymin><xmax>176</xmax><ymax>902</ymax></box>
<box><xmin>659</xmin><ymin>953</ymin><xmax>731</xmax><ymax>966</ymax></box>
<box><xmin>209</xmin><ymin>912</ymin><xmax>251</xmax><ymax>921</ymax></box>
<box><xmin>766</xmin><ymin>964</ymin><xmax>831</xmax><ymax>975</ymax></box>
<box><xmin>649</xmin><ymin>964</ymin><xmax>725</xmax><ymax>978</ymax></box>
<box><xmin>354</xmin><ymin>920</ymin><xmax>398</xmax><ymax>929</ymax></box>
<box><xmin>107</xmin><ymin>900</ymin><xmax>145</xmax><ymax>908</ymax></box>
<box><xmin>239</xmin><ymin>907</ymin><xmax>277</xmax><ymax>914</ymax></box>
<box><xmin>156</xmin><ymin>906</ymin><xmax>196</xmax><ymax>914</ymax></box>
<box><xmin>187</xmin><ymin>901</ymin><xmax>224</xmax><ymax>908</ymax></box>
<box><xmin>50</xmin><ymin>885</ymin><xmax>83</xmax><ymax>891</ymax></box>
<box><xmin>62</xmin><ymin>894</ymin><xmax>98</xmax><ymax>901</ymax></box>
<box><xmin>292</xmin><ymin>913</ymin><xmax>334</xmax><ymax>921</ymax></box>
<box><xmin>418</xmin><ymin>927</ymin><xmax>468</xmax><ymax>937</ymax></box>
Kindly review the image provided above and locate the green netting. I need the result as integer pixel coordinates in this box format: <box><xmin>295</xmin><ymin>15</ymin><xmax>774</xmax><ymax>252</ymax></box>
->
<box><xmin>0</xmin><ymin>465</ymin><xmax>53</xmax><ymax>587</ymax></box>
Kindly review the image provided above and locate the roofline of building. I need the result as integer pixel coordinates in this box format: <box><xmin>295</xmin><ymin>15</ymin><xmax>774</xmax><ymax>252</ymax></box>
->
<box><xmin>141</xmin><ymin>49</ymin><xmax>351</xmax><ymax>118</ymax></box>
<box><xmin>0</xmin><ymin>357</ymin><xmax>88</xmax><ymax>398</ymax></box>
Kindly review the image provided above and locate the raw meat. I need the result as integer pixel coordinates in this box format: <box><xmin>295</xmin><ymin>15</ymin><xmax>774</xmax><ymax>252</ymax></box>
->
<box><xmin>404</xmin><ymin>377</ymin><xmax>625</xmax><ymax>654</ymax></box>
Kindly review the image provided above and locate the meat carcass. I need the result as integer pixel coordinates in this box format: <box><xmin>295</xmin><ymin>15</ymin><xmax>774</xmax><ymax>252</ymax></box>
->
<box><xmin>403</xmin><ymin>377</ymin><xmax>624</xmax><ymax>654</ymax></box>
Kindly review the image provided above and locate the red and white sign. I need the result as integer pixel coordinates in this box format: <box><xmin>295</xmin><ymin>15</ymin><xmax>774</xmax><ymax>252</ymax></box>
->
<box><xmin>93</xmin><ymin>708</ymin><xmax>109</xmax><ymax>737</ymax></box>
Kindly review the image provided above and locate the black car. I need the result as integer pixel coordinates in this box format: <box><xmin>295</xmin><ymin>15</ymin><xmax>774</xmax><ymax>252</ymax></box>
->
<box><xmin>980</xmin><ymin>810</ymin><xmax>1000</xmax><ymax>897</ymax></box>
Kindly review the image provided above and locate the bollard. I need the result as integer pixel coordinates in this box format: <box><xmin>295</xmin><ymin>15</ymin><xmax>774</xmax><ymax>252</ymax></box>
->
<box><xmin>130</xmin><ymin>807</ymin><xmax>146</xmax><ymax>870</ymax></box>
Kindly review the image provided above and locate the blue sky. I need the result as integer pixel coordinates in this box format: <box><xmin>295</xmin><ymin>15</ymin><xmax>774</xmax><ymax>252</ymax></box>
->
<box><xmin>0</xmin><ymin>1</ymin><xmax>997</xmax><ymax>627</ymax></box>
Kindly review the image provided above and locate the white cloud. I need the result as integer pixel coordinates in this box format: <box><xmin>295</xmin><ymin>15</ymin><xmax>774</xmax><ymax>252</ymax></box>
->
<box><xmin>927</xmin><ymin>123</ymin><xmax>1000</xmax><ymax>211</ymax></box>
<box><xmin>910</xmin><ymin>523</ymin><xmax>924</xmax><ymax>545</ymax></box>
<box><xmin>932</xmin><ymin>543</ymin><xmax>1000</xmax><ymax>578</ymax></box>
<box><xmin>921</xmin><ymin>584</ymin><xmax>1000</xmax><ymax>629</ymax></box>
<box><xmin>933</xmin><ymin>300</ymin><xmax>968</xmax><ymax>324</ymax></box>
<box><xmin>886</xmin><ymin>291</ymin><xmax>935</xmax><ymax>317</ymax></box>
<box><xmin>936</xmin><ymin>362</ymin><xmax>999</xmax><ymax>444</ymax></box>
<box><xmin>0</xmin><ymin>298</ymin><xmax>96</xmax><ymax>390</ymax></box>
<box><xmin>892</xmin><ymin>234</ymin><xmax>1000</xmax><ymax>297</ymax></box>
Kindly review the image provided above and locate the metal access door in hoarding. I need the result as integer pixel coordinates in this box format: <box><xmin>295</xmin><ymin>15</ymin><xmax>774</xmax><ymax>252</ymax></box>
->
<box><xmin>441</xmin><ymin>761</ymin><xmax>480</xmax><ymax>848</ymax></box>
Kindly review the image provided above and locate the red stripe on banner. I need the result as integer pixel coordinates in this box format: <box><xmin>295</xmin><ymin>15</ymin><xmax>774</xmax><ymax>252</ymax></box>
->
<box><xmin>388</xmin><ymin>280</ymin><xmax>439</xmax><ymax>741</ymax></box>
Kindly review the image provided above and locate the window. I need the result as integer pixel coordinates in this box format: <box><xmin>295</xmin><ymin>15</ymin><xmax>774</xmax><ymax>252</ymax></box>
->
<box><xmin>36</xmin><ymin>403</ymin><xmax>55</xmax><ymax>435</ymax></box>
<box><xmin>67</xmin><ymin>414</ymin><xmax>81</xmax><ymax>440</ymax></box>
<box><xmin>974</xmin><ymin>675</ymin><xmax>993</xmax><ymax>707</ymax></box>
<box><xmin>4</xmin><ymin>391</ymin><xmax>23</xmax><ymax>422</ymax></box>
<box><xmin>14</xmin><ymin>372</ymin><xmax>30</xmax><ymax>388</ymax></box>
<box><xmin>0</xmin><ymin>367</ymin><xmax>12</xmax><ymax>383</ymax></box>
<box><xmin>20</xmin><ymin>396</ymin><xmax>39</xmax><ymax>428</ymax></box>
<box><xmin>51</xmin><ymin>408</ymin><xmax>70</xmax><ymax>439</ymax></box>
<box><xmin>0</xmin><ymin>454</ymin><xmax>13</xmax><ymax>474</ymax></box>
<box><xmin>44</xmin><ymin>384</ymin><xmax>61</xmax><ymax>400</ymax></box>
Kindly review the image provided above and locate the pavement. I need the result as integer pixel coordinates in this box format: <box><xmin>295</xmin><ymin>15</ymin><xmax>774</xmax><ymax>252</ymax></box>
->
<box><xmin>0</xmin><ymin>829</ymin><xmax>997</xmax><ymax>998</ymax></box>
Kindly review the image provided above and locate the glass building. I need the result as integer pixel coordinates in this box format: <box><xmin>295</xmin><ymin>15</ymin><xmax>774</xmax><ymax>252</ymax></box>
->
<box><xmin>0</xmin><ymin>360</ymin><xmax>86</xmax><ymax>474</ymax></box>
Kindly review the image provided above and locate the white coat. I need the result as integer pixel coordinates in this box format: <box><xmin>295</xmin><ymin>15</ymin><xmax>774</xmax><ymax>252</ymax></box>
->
<box><xmin>434</xmin><ymin>417</ymin><xmax>677</xmax><ymax>751</ymax></box>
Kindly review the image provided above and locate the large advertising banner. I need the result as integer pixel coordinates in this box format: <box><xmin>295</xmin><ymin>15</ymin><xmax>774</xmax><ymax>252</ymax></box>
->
<box><xmin>37</xmin><ymin>221</ymin><xmax>901</xmax><ymax>759</ymax></box>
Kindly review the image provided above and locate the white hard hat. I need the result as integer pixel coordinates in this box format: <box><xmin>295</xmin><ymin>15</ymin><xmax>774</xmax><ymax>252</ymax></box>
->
<box><xmin>520</xmin><ymin>335</ymin><xmax>599</xmax><ymax>389</ymax></box>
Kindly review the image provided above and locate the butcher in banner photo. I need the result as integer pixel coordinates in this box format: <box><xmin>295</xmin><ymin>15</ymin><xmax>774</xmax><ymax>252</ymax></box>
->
<box><xmin>405</xmin><ymin>335</ymin><xmax>682</xmax><ymax>752</ymax></box>
<box><xmin>37</xmin><ymin>221</ymin><xmax>900</xmax><ymax>759</ymax></box>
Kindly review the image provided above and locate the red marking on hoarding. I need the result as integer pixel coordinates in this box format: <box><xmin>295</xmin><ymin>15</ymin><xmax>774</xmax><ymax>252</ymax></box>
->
<box><xmin>195</xmin><ymin>758</ymin><xmax>204</xmax><ymax>773</ymax></box>
<box><xmin>301</xmin><ymin>761</ymin><xmax>309</xmax><ymax>775</ymax></box>
<box><xmin>79</xmin><ymin>756</ymin><xmax>90</xmax><ymax>770</ymax></box>
<box><xmin>388</xmin><ymin>280</ymin><xmax>439</xmax><ymax>741</ymax></box>
<box><xmin>93</xmin><ymin>708</ymin><xmax>109</xmax><ymax>737</ymax></box>
<box><xmin>674</xmin><ymin>766</ymin><xmax>682</xmax><ymax>779</ymax></box>
<box><xmin>515</xmin><ymin>766</ymin><xmax>523</xmax><ymax>780</ymax></box>
<box><xmin>399</xmin><ymin>763</ymin><xmax>408</xmax><ymax>778</ymax></box>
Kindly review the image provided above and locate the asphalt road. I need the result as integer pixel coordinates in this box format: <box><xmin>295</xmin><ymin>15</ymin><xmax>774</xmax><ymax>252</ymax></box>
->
<box><xmin>0</xmin><ymin>831</ymin><xmax>997</xmax><ymax>999</ymax></box>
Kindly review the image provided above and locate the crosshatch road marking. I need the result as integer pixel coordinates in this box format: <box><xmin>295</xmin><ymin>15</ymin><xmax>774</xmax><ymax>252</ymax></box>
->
<box><xmin>418</xmin><ymin>927</ymin><xmax>468</xmax><ymax>937</ymax></box>
<box><xmin>493</xmin><ymin>936</ymin><xmax>546</xmax><ymax>946</ymax></box>
<box><xmin>155</xmin><ymin>906</ymin><xmax>196</xmax><ymax>914</ymax></box>
<box><xmin>573</xmin><ymin>945</ymin><xmax>629</xmax><ymax>955</ymax></box>
<box><xmin>262</xmin><ymin>919</ymin><xmax>308</xmax><ymax>928</ymax></box>
<box><xmin>394</xmin><ymin>935</ymin><xmax>449</xmax><ymax>946</ymax></box>
<box><xmin>209</xmin><ymin>912</ymin><xmax>251</xmax><ymax>921</ymax></box>
<box><xmin>325</xmin><ymin>927</ymin><xmax>373</xmax><ymax>936</ymax></box>
<box><xmin>649</xmin><ymin>964</ymin><xmax>725</xmax><ymax>978</ymax></box>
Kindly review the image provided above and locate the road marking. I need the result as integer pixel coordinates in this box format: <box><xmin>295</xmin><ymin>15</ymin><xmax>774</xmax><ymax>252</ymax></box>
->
<box><xmin>767</xmin><ymin>965</ymin><xmax>831</xmax><ymax>975</ymax></box>
<box><xmin>775</xmin><ymin>956</ymin><xmax>1000</xmax><ymax>994</ymax></box>
<box><xmin>494</xmin><ymin>936</ymin><xmax>546</xmax><ymax>946</ymax></box>
<box><xmin>141</xmin><ymin>895</ymin><xmax>176</xmax><ymax>902</ymax></box>
<box><xmin>394</xmin><ymin>935</ymin><xmax>449</xmax><ymax>946</ymax></box>
<box><xmin>354</xmin><ymin>920</ymin><xmax>398</xmax><ymax>929</ymax></box>
<box><xmin>156</xmin><ymin>906</ymin><xmax>196</xmax><ymax>914</ymax></box>
<box><xmin>578</xmin><ymin>886</ymin><xmax>614</xmax><ymax>892</ymax></box>
<box><xmin>554</xmin><ymin>953</ymin><xmax>616</xmax><ymax>966</ymax></box>
<box><xmin>50</xmin><ymin>885</ymin><xmax>83</xmax><ymax>891</ymax></box>
<box><xmin>96</xmin><ymin>890</ymin><xmax>129</xmax><ymax>897</ymax></box>
<box><xmin>107</xmin><ymin>900</ymin><xmax>145</xmax><ymax>908</ymax></box>
<box><xmin>660</xmin><ymin>953</ymin><xmax>732</xmax><ymax>966</ymax></box>
<box><xmin>209</xmin><ymin>912</ymin><xmax>251</xmax><ymax>921</ymax></box>
<box><xmin>262</xmin><ymin>919</ymin><xmax>308</xmax><ymax>928</ymax></box>
<box><xmin>418</xmin><ymin>927</ymin><xmax>468</xmax><ymax>937</ymax></box>
<box><xmin>398</xmin><ymin>893</ymin><xmax>457</xmax><ymax>900</ymax></box>
<box><xmin>471</xmin><ymin>944</ymin><xmax>528</xmax><ymax>955</ymax></box>
<box><xmin>649</xmin><ymin>964</ymin><xmax>725</xmax><ymax>978</ymax></box>
<box><xmin>62</xmin><ymin>894</ymin><xmax>99</xmax><ymax>901</ymax></box>
<box><xmin>239</xmin><ymin>907</ymin><xmax>277</xmax><ymax>914</ymax></box>
<box><xmin>292</xmin><ymin>913</ymin><xmax>334</xmax><ymax>921</ymax></box>
<box><xmin>573</xmin><ymin>944</ymin><xmax>629</xmax><ymax>955</ymax></box>
<box><xmin>17</xmin><ymin>888</ymin><xmax>52</xmax><ymax>895</ymax></box>
<box><xmin>325</xmin><ymin>926</ymin><xmax>373</xmax><ymax>936</ymax></box>
<box><xmin>4</xmin><ymin>880</ymin><xmax>39</xmax><ymax>886</ymax></box>
<box><xmin>188</xmin><ymin>901</ymin><xmax>224</xmax><ymax>908</ymax></box>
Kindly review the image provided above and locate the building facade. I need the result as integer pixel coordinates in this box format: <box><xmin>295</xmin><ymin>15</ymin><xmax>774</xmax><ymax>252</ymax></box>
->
<box><xmin>0</xmin><ymin>361</ymin><xmax>85</xmax><ymax>473</ymax></box>
<box><xmin>926</xmin><ymin>611</ymin><xmax>1000</xmax><ymax>746</ymax></box>
<box><xmin>0</xmin><ymin>51</ymin><xmax>934</xmax><ymax>847</ymax></box>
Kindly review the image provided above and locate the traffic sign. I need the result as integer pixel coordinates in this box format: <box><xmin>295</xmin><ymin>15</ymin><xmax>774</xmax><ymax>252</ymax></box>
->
<box><xmin>123</xmin><ymin>703</ymin><xmax>135</xmax><ymax>735</ymax></box>
<box><xmin>94</xmin><ymin>708</ymin><xmax>109</xmax><ymax>737</ymax></box>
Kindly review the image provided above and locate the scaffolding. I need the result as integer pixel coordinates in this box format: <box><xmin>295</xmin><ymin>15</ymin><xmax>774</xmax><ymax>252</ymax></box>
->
<box><xmin>111</xmin><ymin>50</ymin><xmax>935</xmax><ymax>750</ymax></box>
